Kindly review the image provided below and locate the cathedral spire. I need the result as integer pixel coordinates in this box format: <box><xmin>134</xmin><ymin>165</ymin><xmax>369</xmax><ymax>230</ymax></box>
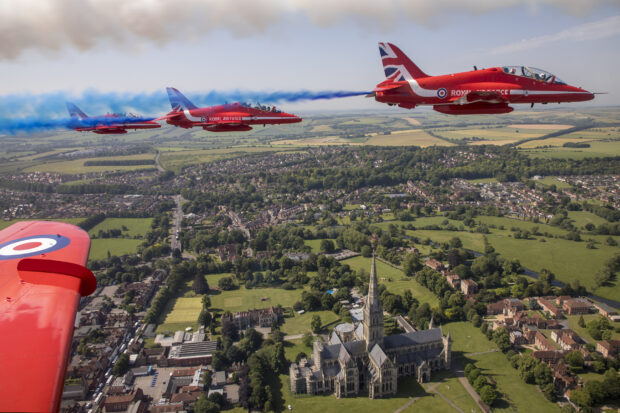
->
<box><xmin>368</xmin><ymin>252</ymin><xmax>380</xmax><ymax>308</ymax></box>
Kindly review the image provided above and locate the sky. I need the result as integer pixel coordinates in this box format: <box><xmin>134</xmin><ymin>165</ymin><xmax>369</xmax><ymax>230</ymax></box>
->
<box><xmin>0</xmin><ymin>0</ymin><xmax>619</xmax><ymax>115</ymax></box>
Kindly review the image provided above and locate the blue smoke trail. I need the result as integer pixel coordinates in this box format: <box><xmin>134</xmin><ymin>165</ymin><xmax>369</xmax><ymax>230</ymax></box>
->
<box><xmin>0</xmin><ymin>88</ymin><xmax>369</xmax><ymax>134</ymax></box>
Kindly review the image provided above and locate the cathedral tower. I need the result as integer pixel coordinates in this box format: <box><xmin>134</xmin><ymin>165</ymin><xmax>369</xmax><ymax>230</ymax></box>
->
<box><xmin>363</xmin><ymin>253</ymin><xmax>384</xmax><ymax>351</ymax></box>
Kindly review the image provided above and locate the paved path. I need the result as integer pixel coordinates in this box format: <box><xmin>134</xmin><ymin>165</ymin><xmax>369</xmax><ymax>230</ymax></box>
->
<box><xmin>394</xmin><ymin>396</ymin><xmax>421</xmax><ymax>413</ymax></box>
<box><xmin>155</xmin><ymin>151</ymin><xmax>165</xmax><ymax>172</ymax></box>
<box><xmin>429</xmin><ymin>386</ymin><xmax>464</xmax><ymax>413</ymax></box>
<box><xmin>284</xmin><ymin>334</ymin><xmax>304</xmax><ymax>340</ymax></box>
<box><xmin>452</xmin><ymin>362</ymin><xmax>491</xmax><ymax>413</ymax></box>
<box><xmin>464</xmin><ymin>349</ymin><xmax>498</xmax><ymax>357</ymax></box>
<box><xmin>170</xmin><ymin>195</ymin><xmax>183</xmax><ymax>252</ymax></box>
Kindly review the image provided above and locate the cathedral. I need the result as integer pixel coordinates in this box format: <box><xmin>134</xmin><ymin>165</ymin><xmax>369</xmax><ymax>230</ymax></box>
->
<box><xmin>289</xmin><ymin>255</ymin><xmax>451</xmax><ymax>399</ymax></box>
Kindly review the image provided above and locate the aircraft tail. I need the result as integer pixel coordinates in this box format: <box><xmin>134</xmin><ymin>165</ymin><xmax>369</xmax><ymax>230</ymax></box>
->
<box><xmin>378</xmin><ymin>42</ymin><xmax>428</xmax><ymax>81</ymax></box>
<box><xmin>166</xmin><ymin>87</ymin><xmax>198</xmax><ymax>111</ymax></box>
<box><xmin>66</xmin><ymin>102</ymin><xmax>88</xmax><ymax>119</ymax></box>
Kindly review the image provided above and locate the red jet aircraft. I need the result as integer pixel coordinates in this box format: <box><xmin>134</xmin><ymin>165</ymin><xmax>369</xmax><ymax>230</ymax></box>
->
<box><xmin>371</xmin><ymin>42</ymin><xmax>595</xmax><ymax>115</ymax></box>
<box><xmin>0</xmin><ymin>221</ymin><xmax>96</xmax><ymax>413</ymax></box>
<box><xmin>66</xmin><ymin>102</ymin><xmax>161</xmax><ymax>134</ymax></box>
<box><xmin>159</xmin><ymin>87</ymin><xmax>302</xmax><ymax>132</ymax></box>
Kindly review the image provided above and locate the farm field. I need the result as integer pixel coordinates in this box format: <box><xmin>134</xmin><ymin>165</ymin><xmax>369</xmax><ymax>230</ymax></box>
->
<box><xmin>88</xmin><ymin>217</ymin><xmax>153</xmax><ymax>237</ymax></box>
<box><xmin>364</xmin><ymin>129</ymin><xmax>453</xmax><ymax>147</ymax></box>
<box><xmin>432</xmin><ymin>127</ymin><xmax>547</xmax><ymax>142</ymax></box>
<box><xmin>89</xmin><ymin>238</ymin><xmax>142</xmax><ymax>260</ymax></box>
<box><xmin>520</xmin><ymin>140</ymin><xmax>620</xmax><ymax>158</ymax></box>
<box><xmin>22</xmin><ymin>153</ymin><xmax>156</xmax><ymax>174</ymax></box>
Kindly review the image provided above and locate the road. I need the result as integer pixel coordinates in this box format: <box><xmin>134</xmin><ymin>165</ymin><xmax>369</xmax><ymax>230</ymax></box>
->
<box><xmin>171</xmin><ymin>195</ymin><xmax>183</xmax><ymax>252</ymax></box>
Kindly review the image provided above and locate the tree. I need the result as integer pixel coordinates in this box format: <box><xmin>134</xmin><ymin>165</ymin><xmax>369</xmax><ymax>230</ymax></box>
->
<box><xmin>473</xmin><ymin>375</ymin><xmax>488</xmax><ymax>393</ymax></box>
<box><xmin>302</xmin><ymin>332</ymin><xmax>314</xmax><ymax>347</ymax></box>
<box><xmin>578</xmin><ymin>315</ymin><xmax>586</xmax><ymax>328</ymax></box>
<box><xmin>311</xmin><ymin>315</ymin><xmax>322</xmax><ymax>333</ymax></box>
<box><xmin>320</xmin><ymin>239</ymin><xmax>335</xmax><ymax>253</ymax></box>
<box><xmin>112</xmin><ymin>353</ymin><xmax>129</xmax><ymax>376</ymax></box>
<box><xmin>542</xmin><ymin>382</ymin><xmax>557</xmax><ymax>402</ymax></box>
<box><xmin>218</xmin><ymin>276</ymin><xmax>235</xmax><ymax>290</ymax></box>
<box><xmin>565</xmin><ymin>351</ymin><xmax>584</xmax><ymax>369</ymax></box>
<box><xmin>194</xmin><ymin>394</ymin><xmax>220</xmax><ymax>413</ymax></box>
<box><xmin>493</xmin><ymin>327</ymin><xmax>511</xmax><ymax>352</ymax></box>
<box><xmin>221</xmin><ymin>318</ymin><xmax>239</xmax><ymax>341</ymax></box>
<box><xmin>403</xmin><ymin>253</ymin><xmax>422</xmax><ymax>276</ymax></box>
<box><xmin>533</xmin><ymin>362</ymin><xmax>553</xmax><ymax>386</ymax></box>
<box><xmin>193</xmin><ymin>273</ymin><xmax>209</xmax><ymax>294</ymax></box>
<box><xmin>479</xmin><ymin>385</ymin><xmax>497</xmax><ymax>406</ymax></box>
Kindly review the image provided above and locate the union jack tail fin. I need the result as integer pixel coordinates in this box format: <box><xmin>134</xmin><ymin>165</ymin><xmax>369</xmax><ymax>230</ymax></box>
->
<box><xmin>378</xmin><ymin>42</ymin><xmax>428</xmax><ymax>81</ymax></box>
<box><xmin>166</xmin><ymin>87</ymin><xmax>198</xmax><ymax>111</ymax></box>
<box><xmin>66</xmin><ymin>102</ymin><xmax>89</xmax><ymax>119</ymax></box>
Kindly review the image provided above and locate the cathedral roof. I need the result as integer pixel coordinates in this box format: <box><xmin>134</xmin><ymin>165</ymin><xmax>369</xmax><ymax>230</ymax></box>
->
<box><xmin>369</xmin><ymin>344</ymin><xmax>389</xmax><ymax>367</ymax></box>
<box><xmin>383</xmin><ymin>328</ymin><xmax>443</xmax><ymax>350</ymax></box>
<box><xmin>343</xmin><ymin>339</ymin><xmax>366</xmax><ymax>356</ymax></box>
<box><xmin>354</xmin><ymin>323</ymin><xmax>364</xmax><ymax>341</ymax></box>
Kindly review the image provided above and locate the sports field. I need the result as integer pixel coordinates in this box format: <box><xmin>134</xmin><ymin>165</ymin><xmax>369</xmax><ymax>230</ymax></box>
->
<box><xmin>89</xmin><ymin>238</ymin><xmax>143</xmax><ymax>260</ymax></box>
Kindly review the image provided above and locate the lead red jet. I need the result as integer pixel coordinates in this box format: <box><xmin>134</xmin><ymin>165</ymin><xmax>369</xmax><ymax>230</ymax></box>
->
<box><xmin>66</xmin><ymin>102</ymin><xmax>161</xmax><ymax>134</ymax></box>
<box><xmin>371</xmin><ymin>42</ymin><xmax>595</xmax><ymax>115</ymax></box>
<box><xmin>159</xmin><ymin>87</ymin><xmax>302</xmax><ymax>132</ymax></box>
<box><xmin>0</xmin><ymin>221</ymin><xmax>96</xmax><ymax>412</ymax></box>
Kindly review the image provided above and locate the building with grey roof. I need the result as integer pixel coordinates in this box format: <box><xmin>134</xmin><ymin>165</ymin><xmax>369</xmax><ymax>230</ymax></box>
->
<box><xmin>289</xmin><ymin>254</ymin><xmax>451</xmax><ymax>399</ymax></box>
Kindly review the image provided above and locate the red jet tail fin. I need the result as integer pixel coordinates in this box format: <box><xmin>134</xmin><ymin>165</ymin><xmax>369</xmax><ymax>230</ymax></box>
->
<box><xmin>379</xmin><ymin>42</ymin><xmax>429</xmax><ymax>81</ymax></box>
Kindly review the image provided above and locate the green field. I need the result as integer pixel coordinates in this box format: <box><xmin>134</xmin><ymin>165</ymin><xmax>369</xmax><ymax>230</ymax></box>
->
<box><xmin>409</xmin><ymin>215</ymin><xmax>620</xmax><ymax>301</ymax></box>
<box><xmin>446</xmin><ymin>321</ymin><xmax>560</xmax><ymax>413</ymax></box>
<box><xmin>534</xmin><ymin>176</ymin><xmax>573</xmax><ymax>189</ymax></box>
<box><xmin>521</xmin><ymin>140</ymin><xmax>620</xmax><ymax>159</ymax></box>
<box><xmin>89</xmin><ymin>238</ymin><xmax>143</xmax><ymax>260</ymax></box>
<box><xmin>0</xmin><ymin>217</ymin><xmax>84</xmax><ymax>231</ymax></box>
<box><xmin>565</xmin><ymin>314</ymin><xmax>620</xmax><ymax>343</ymax></box>
<box><xmin>342</xmin><ymin>256</ymin><xmax>440</xmax><ymax>307</ymax></box>
<box><xmin>305</xmin><ymin>239</ymin><xmax>336</xmax><ymax>253</ymax></box>
<box><xmin>156</xmin><ymin>296</ymin><xmax>203</xmax><ymax>334</ymax></box>
<box><xmin>88</xmin><ymin>217</ymin><xmax>153</xmax><ymax>237</ymax></box>
<box><xmin>209</xmin><ymin>285</ymin><xmax>302</xmax><ymax>313</ymax></box>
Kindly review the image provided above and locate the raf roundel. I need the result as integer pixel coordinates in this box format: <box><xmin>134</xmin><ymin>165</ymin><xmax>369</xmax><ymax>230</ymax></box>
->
<box><xmin>437</xmin><ymin>88</ymin><xmax>448</xmax><ymax>99</ymax></box>
<box><xmin>0</xmin><ymin>234</ymin><xmax>71</xmax><ymax>261</ymax></box>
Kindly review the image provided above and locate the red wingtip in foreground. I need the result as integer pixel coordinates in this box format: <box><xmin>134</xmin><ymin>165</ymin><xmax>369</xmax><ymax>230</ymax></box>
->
<box><xmin>372</xmin><ymin>42</ymin><xmax>595</xmax><ymax>115</ymax></box>
<box><xmin>0</xmin><ymin>221</ymin><xmax>95</xmax><ymax>413</ymax></box>
<box><xmin>162</xmin><ymin>87</ymin><xmax>302</xmax><ymax>132</ymax></box>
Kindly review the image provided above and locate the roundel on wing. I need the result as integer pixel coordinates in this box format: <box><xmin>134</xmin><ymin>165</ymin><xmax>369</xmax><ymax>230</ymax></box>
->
<box><xmin>0</xmin><ymin>234</ymin><xmax>71</xmax><ymax>261</ymax></box>
<box><xmin>437</xmin><ymin>88</ymin><xmax>448</xmax><ymax>99</ymax></box>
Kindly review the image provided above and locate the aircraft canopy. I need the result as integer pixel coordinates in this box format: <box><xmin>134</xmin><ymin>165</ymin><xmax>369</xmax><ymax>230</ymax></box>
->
<box><xmin>502</xmin><ymin>66</ymin><xmax>566</xmax><ymax>85</ymax></box>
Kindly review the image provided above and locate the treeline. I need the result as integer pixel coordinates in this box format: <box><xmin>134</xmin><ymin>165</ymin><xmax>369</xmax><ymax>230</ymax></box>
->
<box><xmin>83</xmin><ymin>159</ymin><xmax>154</xmax><ymax>166</ymax></box>
<box><xmin>144</xmin><ymin>262</ymin><xmax>195</xmax><ymax>324</ymax></box>
<box><xmin>56</xmin><ymin>183</ymin><xmax>136</xmax><ymax>194</ymax></box>
<box><xmin>0</xmin><ymin>179</ymin><xmax>54</xmax><ymax>193</ymax></box>
<box><xmin>78</xmin><ymin>213</ymin><xmax>106</xmax><ymax>231</ymax></box>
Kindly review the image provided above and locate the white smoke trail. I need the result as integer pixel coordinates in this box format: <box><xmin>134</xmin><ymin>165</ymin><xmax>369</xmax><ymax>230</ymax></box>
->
<box><xmin>1</xmin><ymin>0</ymin><xmax>617</xmax><ymax>60</ymax></box>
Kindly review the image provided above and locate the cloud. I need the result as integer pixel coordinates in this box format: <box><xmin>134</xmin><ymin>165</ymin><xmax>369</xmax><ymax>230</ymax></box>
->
<box><xmin>488</xmin><ymin>15</ymin><xmax>620</xmax><ymax>54</ymax></box>
<box><xmin>1</xmin><ymin>0</ymin><xmax>618</xmax><ymax>60</ymax></box>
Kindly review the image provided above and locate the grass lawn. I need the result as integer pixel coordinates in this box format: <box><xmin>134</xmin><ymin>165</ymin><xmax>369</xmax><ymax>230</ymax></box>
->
<box><xmin>279</xmin><ymin>374</ymin><xmax>463</xmax><ymax>413</ymax></box>
<box><xmin>567</xmin><ymin>211</ymin><xmax>609</xmax><ymax>229</ymax></box>
<box><xmin>284</xmin><ymin>339</ymin><xmax>313</xmax><ymax>362</ymax></box>
<box><xmin>442</xmin><ymin>322</ymin><xmax>497</xmax><ymax>354</ymax></box>
<box><xmin>341</xmin><ymin>255</ymin><xmax>439</xmax><ymax>307</ymax></box>
<box><xmin>305</xmin><ymin>239</ymin><xmax>336</xmax><ymax>253</ymax></box>
<box><xmin>156</xmin><ymin>296</ymin><xmax>202</xmax><ymax>334</ymax></box>
<box><xmin>88</xmin><ymin>217</ymin><xmax>153</xmax><ymax>237</ymax></box>
<box><xmin>89</xmin><ymin>238</ymin><xmax>142</xmax><ymax>260</ymax></box>
<box><xmin>209</xmin><ymin>286</ymin><xmax>302</xmax><ymax>313</ymax></box>
<box><xmin>430</xmin><ymin>370</ymin><xmax>483</xmax><ymax>413</ymax></box>
<box><xmin>565</xmin><ymin>314</ymin><xmax>620</xmax><ymax>343</ymax></box>
<box><xmin>281</xmin><ymin>310</ymin><xmax>341</xmax><ymax>336</ymax></box>
<box><xmin>534</xmin><ymin>176</ymin><xmax>573</xmax><ymax>189</ymax></box>
<box><xmin>469</xmin><ymin>351</ymin><xmax>560</xmax><ymax>413</ymax></box>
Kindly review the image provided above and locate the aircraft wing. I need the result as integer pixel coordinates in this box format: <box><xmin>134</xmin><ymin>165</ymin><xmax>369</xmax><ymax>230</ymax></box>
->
<box><xmin>0</xmin><ymin>221</ymin><xmax>95</xmax><ymax>413</ymax></box>
<box><xmin>450</xmin><ymin>90</ymin><xmax>507</xmax><ymax>104</ymax></box>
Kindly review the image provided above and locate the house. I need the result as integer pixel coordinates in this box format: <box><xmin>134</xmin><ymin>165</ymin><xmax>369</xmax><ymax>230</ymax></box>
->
<box><xmin>221</xmin><ymin>306</ymin><xmax>282</xmax><ymax>330</ymax></box>
<box><xmin>551</xmin><ymin>329</ymin><xmax>581</xmax><ymax>351</ymax></box>
<box><xmin>531</xmin><ymin>350</ymin><xmax>567</xmax><ymax>364</ymax></box>
<box><xmin>102</xmin><ymin>388</ymin><xmax>144</xmax><ymax>413</ymax></box>
<box><xmin>444</xmin><ymin>272</ymin><xmax>461</xmax><ymax>289</ymax></box>
<box><xmin>510</xmin><ymin>331</ymin><xmax>527</xmax><ymax>345</ymax></box>
<box><xmin>460</xmin><ymin>279</ymin><xmax>478</xmax><ymax>296</ymax></box>
<box><xmin>562</xmin><ymin>299</ymin><xmax>593</xmax><ymax>315</ymax></box>
<box><xmin>534</xmin><ymin>331</ymin><xmax>556</xmax><ymax>351</ymax></box>
<box><xmin>538</xmin><ymin>298</ymin><xmax>561</xmax><ymax>318</ymax></box>
<box><xmin>597</xmin><ymin>340</ymin><xmax>620</xmax><ymax>358</ymax></box>
<box><xmin>425</xmin><ymin>259</ymin><xmax>444</xmax><ymax>272</ymax></box>
<box><xmin>592</xmin><ymin>302</ymin><xmax>620</xmax><ymax>322</ymax></box>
